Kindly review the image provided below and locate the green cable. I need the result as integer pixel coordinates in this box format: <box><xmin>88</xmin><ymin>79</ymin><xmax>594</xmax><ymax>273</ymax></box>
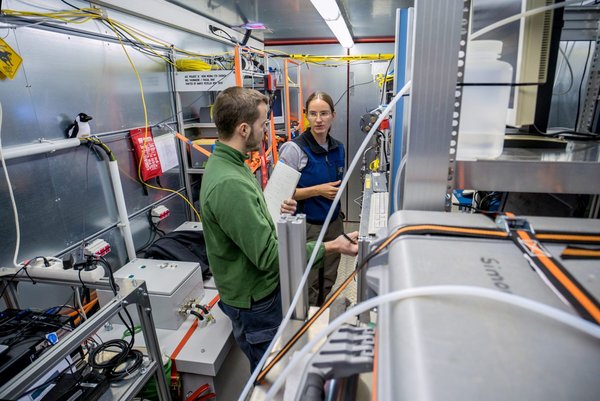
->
<box><xmin>121</xmin><ymin>324</ymin><xmax>143</xmax><ymax>339</ymax></box>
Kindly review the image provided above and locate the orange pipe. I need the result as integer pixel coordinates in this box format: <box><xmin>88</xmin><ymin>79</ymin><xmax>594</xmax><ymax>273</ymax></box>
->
<box><xmin>297</xmin><ymin>63</ymin><xmax>304</xmax><ymax>132</ymax></box>
<box><xmin>270</xmin><ymin>113</ymin><xmax>278</xmax><ymax>163</ymax></box>
<box><xmin>371</xmin><ymin>330</ymin><xmax>378</xmax><ymax>401</ymax></box>
<box><xmin>234</xmin><ymin>45</ymin><xmax>242</xmax><ymax>87</ymax></box>
<box><xmin>284</xmin><ymin>59</ymin><xmax>291</xmax><ymax>141</ymax></box>
<box><xmin>175</xmin><ymin>132</ymin><xmax>212</xmax><ymax>158</ymax></box>
<box><xmin>66</xmin><ymin>298</ymin><xmax>99</xmax><ymax>317</ymax></box>
<box><xmin>241</xmin><ymin>46</ymin><xmax>267</xmax><ymax>56</ymax></box>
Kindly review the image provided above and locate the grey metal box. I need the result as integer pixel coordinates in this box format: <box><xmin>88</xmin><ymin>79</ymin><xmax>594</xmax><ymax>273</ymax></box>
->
<box><xmin>372</xmin><ymin>211</ymin><xmax>600</xmax><ymax>401</ymax></box>
<box><xmin>98</xmin><ymin>258</ymin><xmax>204</xmax><ymax>330</ymax></box>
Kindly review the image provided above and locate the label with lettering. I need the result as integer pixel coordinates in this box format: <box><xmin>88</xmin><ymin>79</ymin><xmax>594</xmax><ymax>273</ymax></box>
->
<box><xmin>174</xmin><ymin>71</ymin><xmax>236</xmax><ymax>92</ymax></box>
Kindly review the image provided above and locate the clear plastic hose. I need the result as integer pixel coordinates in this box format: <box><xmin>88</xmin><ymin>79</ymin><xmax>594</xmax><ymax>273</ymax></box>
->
<box><xmin>265</xmin><ymin>285</ymin><xmax>600</xmax><ymax>400</ymax></box>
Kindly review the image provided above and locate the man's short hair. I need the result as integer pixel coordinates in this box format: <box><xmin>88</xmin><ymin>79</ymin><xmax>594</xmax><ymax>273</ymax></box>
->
<box><xmin>213</xmin><ymin>86</ymin><xmax>269</xmax><ymax>140</ymax></box>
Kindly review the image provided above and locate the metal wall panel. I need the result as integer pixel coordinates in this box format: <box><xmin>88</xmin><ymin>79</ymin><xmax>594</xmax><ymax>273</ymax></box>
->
<box><xmin>0</xmin><ymin>1</ymin><xmax>231</xmax><ymax>268</ymax></box>
<box><xmin>17</xmin><ymin>192</ymin><xmax>188</xmax><ymax>310</ymax></box>
<box><xmin>269</xmin><ymin>44</ymin><xmax>352</xmax><ymax>219</ymax></box>
<box><xmin>268</xmin><ymin>43</ymin><xmax>395</xmax><ymax>222</ymax></box>
<box><xmin>549</xmin><ymin>41</ymin><xmax>596</xmax><ymax>129</ymax></box>
<box><xmin>0</xmin><ymin>28</ymin><xmax>171</xmax><ymax>144</ymax></box>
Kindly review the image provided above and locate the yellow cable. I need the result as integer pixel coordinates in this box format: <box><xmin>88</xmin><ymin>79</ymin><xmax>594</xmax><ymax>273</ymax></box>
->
<box><xmin>3</xmin><ymin>8</ymin><xmax>228</xmax><ymax>62</ymax></box>
<box><xmin>109</xmin><ymin>19</ymin><xmax>174</xmax><ymax>66</ymax></box>
<box><xmin>110</xmin><ymin>20</ymin><xmax>231</xmax><ymax>58</ymax></box>
<box><xmin>376</xmin><ymin>73</ymin><xmax>394</xmax><ymax>88</ymax></box>
<box><xmin>4</xmin><ymin>7</ymin><xmax>205</xmax><ymax>220</ymax></box>
<box><xmin>2</xmin><ymin>8</ymin><xmax>101</xmax><ymax>24</ymax></box>
<box><xmin>106</xmin><ymin>19</ymin><xmax>202</xmax><ymax>221</ymax></box>
<box><xmin>175</xmin><ymin>59</ymin><xmax>212</xmax><ymax>71</ymax></box>
<box><xmin>287</xmin><ymin>54</ymin><xmax>394</xmax><ymax>63</ymax></box>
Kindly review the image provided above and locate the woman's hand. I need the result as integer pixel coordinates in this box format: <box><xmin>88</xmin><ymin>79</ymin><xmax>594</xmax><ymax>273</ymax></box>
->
<box><xmin>316</xmin><ymin>180</ymin><xmax>341</xmax><ymax>200</ymax></box>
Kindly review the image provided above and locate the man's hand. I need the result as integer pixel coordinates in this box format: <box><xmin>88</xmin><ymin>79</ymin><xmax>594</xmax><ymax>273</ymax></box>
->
<box><xmin>316</xmin><ymin>180</ymin><xmax>341</xmax><ymax>200</ymax></box>
<box><xmin>280</xmin><ymin>198</ymin><xmax>297</xmax><ymax>215</ymax></box>
<box><xmin>324</xmin><ymin>231</ymin><xmax>359</xmax><ymax>256</ymax></box>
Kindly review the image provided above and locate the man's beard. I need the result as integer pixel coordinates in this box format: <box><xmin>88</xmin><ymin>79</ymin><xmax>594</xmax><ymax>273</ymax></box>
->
<box><xmin>245</xmin><ymin>128</ymin><xmax>262</xmax><ymax>152</ymax></box>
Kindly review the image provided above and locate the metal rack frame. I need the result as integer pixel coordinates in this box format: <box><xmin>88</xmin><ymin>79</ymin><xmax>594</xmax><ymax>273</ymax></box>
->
<box><xmin>393</xmin><ymin>0</ymin><xmax>470</xmax><ymax>211</ymax></box>
<box><xmin>172</xmin><ymin>46</ymin><xmax>302</xmax><ymax>218</ymax></box>
<box><xmin>393</xmin><ymin>0</ymin><xmax>600</xmax><ymax>212</ymax></box>
<box><xmin>0</xmin><ymin>275</ymin><xmax>170</xmax><ymax>401</ymax></box>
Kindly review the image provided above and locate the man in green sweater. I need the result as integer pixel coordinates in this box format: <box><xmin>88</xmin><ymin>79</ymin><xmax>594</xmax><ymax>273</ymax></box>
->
<box><xmin>200</xmin><ymin>86</ymin><xmax>358</xmax><ymax>371</ymax></box>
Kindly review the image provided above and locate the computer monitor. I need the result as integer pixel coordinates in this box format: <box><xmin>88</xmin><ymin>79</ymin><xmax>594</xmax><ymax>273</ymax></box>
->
<box><xmin>508</xmin><ymin>0</ymin><xmax>555</xmax><ymax>127</ymax></box>
<box><xmin>271</xmin><ymin>89</ymin><xmax>285</xmax><ymax>124</ymax></box>
<box><xmin>472</xmin><ymin>0</ymin><xmax>555</xmax><ymax>127</ymax></box>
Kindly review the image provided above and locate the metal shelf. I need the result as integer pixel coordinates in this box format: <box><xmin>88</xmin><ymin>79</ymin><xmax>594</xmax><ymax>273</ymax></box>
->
<box><xmin>98</xmin><ymin>360</ymin><xmax>159</xmax><ymax>401</ymax></box>
<box><xmin>562</xmin><ymin>6</ymin><xmax>600</xmax><ymax>41</ymax></box>
<box><xmin>184</xmin><ymin>122</ymin><xmax>216</xmax><ymax>129</ymax></box>
<box><xmin>395</xmin><ymin>3</ymin><xmax>600</xmax><ymax>210</ymax></box>
<box><xmin>188</xmin><ymin>168</ymin><xmax>206</xmax><ymax>174</ymax></box>
<box><xmin>455</xmin><ymin>141</ymin><xmax>600</xmax><ymax>194</ymax></box>
<box><xmin>0</xmin><ymin>276</ymin><xmax>170</xmax><ymax>401</ymax></box>
<box><xmin>242</xmin><ymin>71</ymin><xmax>265</xmax><ymax>79</ymax></box>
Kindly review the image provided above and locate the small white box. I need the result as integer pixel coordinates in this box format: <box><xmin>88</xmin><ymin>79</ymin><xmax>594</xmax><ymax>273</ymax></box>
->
<box><xmin>98</xmin><ymin>258</ymin><xmax>204</xmax><ymax>330</ymax></box>
<box><xmin>174</xmin><ymin>221</ymin><xmax>203</xmax><ymax>232</ymax></box>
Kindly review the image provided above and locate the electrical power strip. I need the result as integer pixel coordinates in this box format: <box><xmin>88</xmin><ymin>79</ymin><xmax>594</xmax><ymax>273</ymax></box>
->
<box><xmin>0</xmin><ymin>264</ymin><xmax>104</xmax><ymax>283</ymax></box>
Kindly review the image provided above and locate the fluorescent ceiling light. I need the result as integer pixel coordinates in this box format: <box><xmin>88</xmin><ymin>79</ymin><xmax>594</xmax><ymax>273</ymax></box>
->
<box><xmin>310</xmin><ymin>0</ymin><xmax>354</xmax><ymax>48</ymax></box>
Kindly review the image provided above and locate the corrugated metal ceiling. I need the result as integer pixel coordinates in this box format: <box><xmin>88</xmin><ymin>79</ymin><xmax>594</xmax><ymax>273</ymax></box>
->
<box><xmin>165</xmin><ymin>0</ymin><xmax>411</xmax><ymax>42</ymax></box>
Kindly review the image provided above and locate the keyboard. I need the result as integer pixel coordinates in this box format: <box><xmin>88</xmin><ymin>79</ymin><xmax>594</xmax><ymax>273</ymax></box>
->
<box><xmin>368</xmin><ymin>192</ymin><xmax>389</xmax><ymax>235</ymax></box>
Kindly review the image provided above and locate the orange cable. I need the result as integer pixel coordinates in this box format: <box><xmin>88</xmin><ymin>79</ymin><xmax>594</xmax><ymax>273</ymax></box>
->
<box><xmin>516</xmin><ymin>230</ymin><xmax>600</xmax><ymax>323</ymax></box>
<box><xmin>256</xmin><ymin>224</ymin><xmax>508</xmax><ymax>383</ymax></box>
<box><xmin>371</xmin><ymin>330</ymin><xmax>378</xmax><ymax>401</ymax></box>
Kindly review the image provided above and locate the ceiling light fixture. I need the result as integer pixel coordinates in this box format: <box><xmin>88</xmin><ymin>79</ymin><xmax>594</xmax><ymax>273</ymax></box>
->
<box><xmin>310</xmin><ymin>0</ymin><xmax>354</xmax><ymax>48</ymax></box>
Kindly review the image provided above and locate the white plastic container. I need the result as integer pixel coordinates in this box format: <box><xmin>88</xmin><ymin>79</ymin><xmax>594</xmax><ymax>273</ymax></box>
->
<box><xmin>457</xmin><ymin>40</ymin><xmax>513</xmax><ymax>160</ymax></box>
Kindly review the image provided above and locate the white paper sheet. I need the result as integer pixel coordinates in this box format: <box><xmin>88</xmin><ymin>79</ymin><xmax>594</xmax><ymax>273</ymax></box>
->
<box><xmin>263</xmin><ymin>161</ymin><xmax>301</xmax><ymax>225</ymax></box>
<box><xmin>154</xmin><ymin>133</ymin><xmax>179</xmax><ymax>172</ymax></box>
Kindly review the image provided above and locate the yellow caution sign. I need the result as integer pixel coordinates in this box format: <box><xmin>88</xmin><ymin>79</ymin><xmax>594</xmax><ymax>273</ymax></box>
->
<box><xmin>0</xmin><ymin>38</ymin><xmax>23</xmax><ymax>80</ymax></box>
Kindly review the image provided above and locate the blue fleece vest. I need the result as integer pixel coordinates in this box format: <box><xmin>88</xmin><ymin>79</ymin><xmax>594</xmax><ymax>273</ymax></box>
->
<box><xmin>294</xmin><ymin>130</ymin><xmax>345</xmax><ymax>224</ymax></box>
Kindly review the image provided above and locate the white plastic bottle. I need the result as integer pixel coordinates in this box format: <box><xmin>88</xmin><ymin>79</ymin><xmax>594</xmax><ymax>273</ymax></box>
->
<box><xmin>457</xmin><ymin>40</ymin><xmax>513</xmax><ymax>160</ymax></box>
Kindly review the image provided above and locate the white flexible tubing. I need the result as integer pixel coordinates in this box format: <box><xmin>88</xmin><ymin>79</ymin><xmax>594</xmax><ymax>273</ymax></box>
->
<box><xmin>237</xmin><ymin>81</ymin><xmax>412</xmax><ymax>401</ymax></box>
<box><xmin>0</xmin><ymin>103</ymin><xmax>21</xmax><ymax>268</ymax></box>
<box><xmin>74</xmin><ymin>287</ymin><xmax>88</xmax><ymax>321</ymax></box>
<box><xmin>392</xmin><ymin>153</ymin><xmax>407</xmax><ymax>212</ymax></box>
<box><xmin>1</xmin><ymin>138</ymin><xmax>81</xmax><ymax>160</ymax></box>
<box><xmin>265</xmin><ymin>285</ymin><xmax>600</xmax><ymax>400</ymax></box>
<box><xmin>108</xmin><ymin>160</ymin><xmax>137</xmax><ymax>261</ymax></box>
<box><xmin>471</xmin><ymin>0</ymin><xmax>581</xmax><ymax>40</ymax></box>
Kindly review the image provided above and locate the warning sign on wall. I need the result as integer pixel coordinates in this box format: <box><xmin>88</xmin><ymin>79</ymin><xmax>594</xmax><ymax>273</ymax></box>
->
<box><xmin>174</xmin><ymin>70</ymin><xmax>236</xmax><ymax>92</ymax></box>
<box><xmin>0</xmin><ymin>38</ymin><xmax>23</xmax><ymax>80</ymax></box>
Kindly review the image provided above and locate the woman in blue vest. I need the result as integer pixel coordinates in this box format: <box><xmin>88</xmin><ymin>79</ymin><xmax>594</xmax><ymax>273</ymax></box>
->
<box><xmin>279</xmin><ymin>91</ymin><xmax>346</xmax><ymax>306</ymax></box>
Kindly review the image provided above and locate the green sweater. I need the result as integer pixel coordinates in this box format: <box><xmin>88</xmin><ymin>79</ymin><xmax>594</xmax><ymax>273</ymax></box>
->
<box><xmin>200</xmin><ymin>142</ymin><xmax>325</xmax><ymax>308</ymax></box>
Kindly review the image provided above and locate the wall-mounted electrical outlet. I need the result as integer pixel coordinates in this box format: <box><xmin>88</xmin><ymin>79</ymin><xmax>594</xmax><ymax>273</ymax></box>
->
<box><xmin>151</xmin><ymin>205</ymin><xmax>170</xmax><ymax>223</ymax></box>
<box><xmin>84</xmin><ymin>239</ymin><xmax>111</xmax><ymax>257</ymax></box>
